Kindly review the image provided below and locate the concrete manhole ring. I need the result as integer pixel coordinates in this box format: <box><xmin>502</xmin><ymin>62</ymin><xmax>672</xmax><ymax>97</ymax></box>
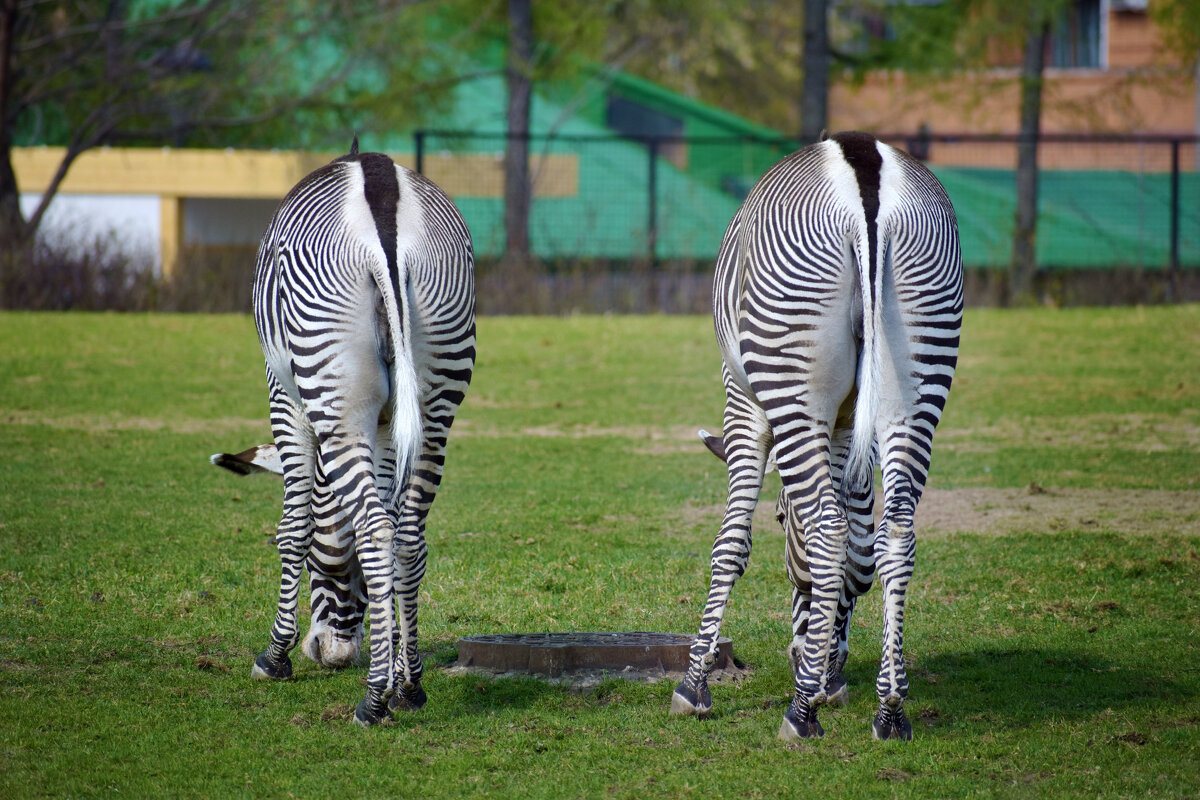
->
<box><xmin>454</xmin><ymin>631</ymin><xmax>737</xmax><ymax>679</ymax></box>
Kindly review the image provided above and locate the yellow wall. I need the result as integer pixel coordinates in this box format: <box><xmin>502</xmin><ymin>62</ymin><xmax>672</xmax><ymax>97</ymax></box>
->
<box><xmin>15</xmin><ymin>147</ymin><xmax>579</xmax><ymax>277</ymax></box>
<box><xmin>13</xmin><ymin>147</ymin><xmax>578</xmax><ymax>199</ymax></box>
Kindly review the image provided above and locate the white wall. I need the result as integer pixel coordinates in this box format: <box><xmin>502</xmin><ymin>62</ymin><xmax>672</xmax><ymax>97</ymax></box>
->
<box><xmin>21</xmin><ymin>193</ymin><xmax>161</xmax><ymax>272</ymax></box>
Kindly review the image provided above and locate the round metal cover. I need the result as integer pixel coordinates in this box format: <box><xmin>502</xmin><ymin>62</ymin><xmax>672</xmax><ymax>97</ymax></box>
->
<box><xmin>456</xmin><ymin>631</ymin><xmax>733</xmax><ymax>677</ymax></box>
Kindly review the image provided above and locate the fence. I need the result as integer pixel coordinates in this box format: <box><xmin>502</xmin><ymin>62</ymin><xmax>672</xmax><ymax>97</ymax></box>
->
<box><xmin>413</xmin><ymin>130</ymin><xmax>1199</xmax><ymax>312</ymax></box>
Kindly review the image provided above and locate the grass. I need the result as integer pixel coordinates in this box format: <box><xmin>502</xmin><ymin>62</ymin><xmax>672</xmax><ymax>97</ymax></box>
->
<box><xmin>1</xmin><ymin>307</ymin><xmax>1198</xmax><ymax>799</ymax></box>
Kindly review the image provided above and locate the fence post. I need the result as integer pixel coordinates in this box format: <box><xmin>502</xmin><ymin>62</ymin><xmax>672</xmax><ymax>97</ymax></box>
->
<box><xmin>415</xmin><ymin>130</ymin><xmax>425</xmax><ymax>176</ymax></box>
<box><xmin>647</xmin><ymin>137</ymin><xmax>659</xmax><ymax>266</ymax></box>
<box><xmin>1170</xmin><ymin>139</ymin><xmax>1181</xmax><ymax>277</ymax></box>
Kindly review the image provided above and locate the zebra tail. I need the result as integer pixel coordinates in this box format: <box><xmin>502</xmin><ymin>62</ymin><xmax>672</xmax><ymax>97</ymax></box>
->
<box><xmin>370</xmin><ymin>256</ymin><xmax>422</xmax><ymax>510</ymax></box>
<box><xmin>846</xmin><ymin>221</ymin><xmax>884</xmax><ymax>495</ymax></box>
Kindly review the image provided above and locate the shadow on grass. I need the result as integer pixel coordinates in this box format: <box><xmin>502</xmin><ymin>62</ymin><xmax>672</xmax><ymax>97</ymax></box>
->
<box><xmin>435</xmin><ymin>672</ymin><xmax>579</xmax><ymax>717</ymax></box>
<box><xmin>876</xmin><ymin>646</ymin><xmax>1194</xmax><ymax>730</ymax></box>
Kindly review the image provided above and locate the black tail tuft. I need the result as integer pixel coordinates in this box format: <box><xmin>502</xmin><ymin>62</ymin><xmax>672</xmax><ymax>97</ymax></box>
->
<box><xmin>349</xmin><ymin>134</ymin><xmax>360</xmax><ymax>156</ymax></box>
<box><xmin>210</xmin><ymin>452</ymin><xmax>255</xmax><ymax>476</ymax></box>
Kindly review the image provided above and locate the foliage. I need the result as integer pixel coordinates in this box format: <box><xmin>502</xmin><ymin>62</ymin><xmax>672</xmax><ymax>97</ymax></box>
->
<box><xmin>828</xmin><ymin>0</ymin><xmax>1072</xmax><ymax>77</ymax></box>
<box><xmin>1151</xmin><ymin>0</ymin><xmax>1200</xmax><ymax>71</ymax></box>
<box><xmin>0</xmin><ymin>308</ymin><xmax>1198</xmax><ymax>797</ymax></box>
<box><xmin>609</xmin><ymin>0</ymin><xmax>803</xmax><ymax>134</ymax></box>
<box><xmin>0</xmin><ymin>0</ymin><xmax>474</xmax><ymax>251</ymax></box>
<box><xmin>9</xmin><ymin>0</ymin><xmax>469</xmax><ymax>150</ymax></box>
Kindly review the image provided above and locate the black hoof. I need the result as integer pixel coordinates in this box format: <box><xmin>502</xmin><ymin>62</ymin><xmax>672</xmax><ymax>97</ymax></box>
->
<box><xmin>389</xmin><ymin>681</ymin><xmax>427</xmax><ymax>712</ymax></box>
<box><xmin>354</xmin><ymin>696</ymin><xmax>393</xmax><ymax>727</ymax></box>
<box><xmin>251</xmin><ymin>651</ymin><xmax>292</xmax><ymax>681</ymax></box>
<box><xmin>779</xmin><ymin>699</ymin><xmax>824</xmax><ymax>740</ymax></box>
<box><xmin>872</xmin><ymin>706</ymin><xmax>913</xmax><ymax>741</ymax></box>
<box><xmin>670</xmin><ymin>681</ymin><xmax>712</xmax><ymax>717</ymax></box>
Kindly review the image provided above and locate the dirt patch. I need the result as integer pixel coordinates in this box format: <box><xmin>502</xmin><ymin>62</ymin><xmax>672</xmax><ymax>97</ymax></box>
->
<box><xmin>936</xmin><ymin>413</ymin><xmax>1200</xmax><ymax>454</ymax></box>
<box><xmin>4</xmin><ymin>410</ymin><xmax>267</xmax><ymax>436</ymax></box>
<box><xmin>915</xmin><ymin>486</ymin><xmax>1199</xmax><ymax>537</ymax></box>
<box><xmin>684</xmin><ymin>487</ymin><xmax>1200</xmax><ymax>538</ymax></box>
<box><xmin>450</xmin><ymin>420</ymin><xmax>707</xmax><ymax>457</ymax></box>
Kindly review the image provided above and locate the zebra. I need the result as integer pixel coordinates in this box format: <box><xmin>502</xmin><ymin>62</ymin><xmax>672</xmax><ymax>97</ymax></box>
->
<box><xmin>222</xmin><ymin>138</ymin><xmax>475</xmax><ymax>726</ymax></box>
<box><xmin>670</xmin><ymin>131</ymin><xmax>962</xmax><ymax>741</ymax></box>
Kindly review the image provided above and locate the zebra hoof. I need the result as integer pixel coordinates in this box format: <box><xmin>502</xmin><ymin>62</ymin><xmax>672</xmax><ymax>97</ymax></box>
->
<box><xmin>872</xmin><ymin>707</ymin><xmax>912</xmax><ymax>741</ymax></box>
<box><xmin>389</xmin><ymin>681</ymin><xmax>427</xmax><ymax>712</ymax></box>
<box><xmin>779</xmin><ymin>701</ymin><xmax>824</xmax><ymax>740</ymax></box>
<box><xmin>251</xmin><ymin>651</ymin><xmax>292</xmax><ymax>681</ymax></box>
<box><xmin>353</xmin><ymin>697</ymin><xmax>393</xmax><ymax>727</ymax></box>
<box><xmin>670</xmin><ymin>682</ymin><xmax>712</xmax><ymax>717</ymax></box>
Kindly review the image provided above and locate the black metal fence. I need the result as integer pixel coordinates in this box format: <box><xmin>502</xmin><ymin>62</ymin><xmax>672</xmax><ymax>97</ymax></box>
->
<box><xmin>414</xmin><ymin>129</ymin><xmax>1199</xmax><ymax>312</ymax></box>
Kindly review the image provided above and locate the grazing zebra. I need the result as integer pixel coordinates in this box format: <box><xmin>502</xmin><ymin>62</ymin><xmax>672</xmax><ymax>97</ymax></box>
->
<box><xmin>671</xmin><ymin>132</ymin><xmax>962</xmax><ymax>741</ymax></box>
<box><xmin>226</xmin><ymin>138</ymin><xmax>475</xmax><ymax>726</ymax></box>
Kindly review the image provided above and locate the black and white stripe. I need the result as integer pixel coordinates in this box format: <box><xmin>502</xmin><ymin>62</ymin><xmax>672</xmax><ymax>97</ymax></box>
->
<box><xmin>231</xmin><ymin>140</ymin><xmax>475</xmax><ymax>726</ymax></box>
<box><xmin>672</xmin><ymin>132</ymin><xmax>962</xmax><ymax>741</ymax></box>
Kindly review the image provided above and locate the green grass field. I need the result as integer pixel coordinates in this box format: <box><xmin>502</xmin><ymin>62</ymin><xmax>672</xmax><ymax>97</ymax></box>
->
<box><xmin>1</xmin><ymin>307</ymin><xmax>1198</xmax><ymax>799</ymax></box>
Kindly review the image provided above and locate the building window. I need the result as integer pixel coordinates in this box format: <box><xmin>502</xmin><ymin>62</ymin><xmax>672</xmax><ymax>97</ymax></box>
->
<box><xmin>1050</xmin><ymin>0</ymin><xmax>1103</xmax><ymax>69</ymax></box>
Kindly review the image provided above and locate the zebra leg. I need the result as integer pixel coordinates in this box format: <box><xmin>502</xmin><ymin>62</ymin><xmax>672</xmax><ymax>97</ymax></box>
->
<box><xmin>253</xmin><ymin>380</ymin><xmax>316</xmax><ymax>681</ymax></box>
<box><xmin>777</xmin><ymin>424</ymin><xmax>873</xmax><ymax>716</ymax></box>
<box><xmin>298</xmin><ymin>386</ymin><xmax>398</xmax><ymax>723</ymax></box>
<box><xmin>302</xmin><ymin>476</ymin><xmax>366</xmax><ymax>669</ymax></box>
<box><xmin>389</xmin><ymin>511</ymin><xmax>428</xmax><ymax>712</ymax></box>
<box><xmin>315</xmin><ymin>438</ymin><xmax>397</xmax><ymax>728</ymax></box>
<box><xmin>871</xmin><ymin>446</ymin><xmax>922</xmax><ymax>741</ymax></box>
<box><xmin>672</xmin><ymin>372</ymin><xmax>769</xmax><ymax>717</ymax></box>
<box><xmin>777</xmin><ymin>472</ymin><xmax>849</xmax><ymax>740</ymax></box>
<box><xmin>390</xmin><ymin>361</ymin><xmax>473</xmax><ymax>713</ymax></box>
<box><xmin>782</xmin><ymin>491</ymin><xmax>814</xmax><ymax>707</ymax></box>
<box><xmin>868</xmin><ymin>256</ymin><xmax>958</xmax><ymax>741</ymax></box>
<box><xmin>763</xmin><ymin>347</ymin><xmax>857</xmax><ymax>738</ymax></box>
<box><xmin>826</xmin><ymin>425</ymin><xmax>877</xmax><ymax>707</ymax></box>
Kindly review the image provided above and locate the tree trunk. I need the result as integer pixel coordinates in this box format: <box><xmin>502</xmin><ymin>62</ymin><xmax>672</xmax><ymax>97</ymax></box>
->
<box><xmin>800</xmin><ymin>0</ymin><xmax>829</xmax><ymax>144</ymax></box>
<box><xmin>1010</xmin><ymin>14</ymin><xmax>1051</xmax><ymax>306</ymax></box>
<box><xmin>0</xmin><ymin>0</ymin><xmax>29</xmax><ymax>254</ymax></box>
<box><xmin>503</xmin><ymin>0</ymin><xmax>533</xmax><ymax>266</ymax></box>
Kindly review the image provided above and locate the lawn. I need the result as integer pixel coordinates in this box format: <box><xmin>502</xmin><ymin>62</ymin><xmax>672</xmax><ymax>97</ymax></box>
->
<box><xmin>1</xmin><ymin>307</ymin><xmax>1198</xmax><ymax>799</ymax></box>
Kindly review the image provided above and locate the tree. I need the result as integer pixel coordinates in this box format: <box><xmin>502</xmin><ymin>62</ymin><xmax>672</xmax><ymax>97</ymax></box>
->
<box><xmin>0</xmin><ymin>0</ymin><xmax>457</xmax><ymax>263</ymax></box>
<box><xmin>1010</xmin><ymin>4</ymin><xmax>1053</xmax><ymax>305</ymax></box>
<box><xmin>800</xmin><ymin>0</ymin><xmax>829</xmax><ymax>143</ymax></box>
<box><xmin>611</xmin><ymin>1</ymin><xmax>802</xmax><ymax>134</ymax></box>
<box><xmin>832</xmin><ymin>0</ymin><xmax>1072</xmax><ymax>305</ymax></box>
<box><xmin>503</xmin><ymin>0</ymin><xmax>532</xmax><ymax>264</ymax></box>
<box><xmin>484</xmin><ymin>0</ymin><xmax>762</xmax><ymax>266</ymax></box>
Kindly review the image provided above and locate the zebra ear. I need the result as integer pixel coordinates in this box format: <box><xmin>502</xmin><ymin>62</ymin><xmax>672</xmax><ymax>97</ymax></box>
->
<box><xmin>210</xmin><ymin>444</ymin><xmax>283</xmax><ymax>477</ymax></box>
<box><xmin>349</xmin><ymin>134</ymin><xmax>360</xmax><ymax>156</ymax></box>
<box><xmin>698</xmin><ymin>428</ymin><xmax>779</xmax><ymax>474</ymax></box>
<box><xmin>698</xmin><ymin>429</ymin><xmax>727</xmax><ymax>462</ymax></box>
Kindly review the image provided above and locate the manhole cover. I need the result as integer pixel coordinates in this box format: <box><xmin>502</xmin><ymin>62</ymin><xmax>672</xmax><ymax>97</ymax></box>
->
<box><xmin>456</xmin><ymin>632</ymin><xmax>734</xmax><ymax>677</ymax></box>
